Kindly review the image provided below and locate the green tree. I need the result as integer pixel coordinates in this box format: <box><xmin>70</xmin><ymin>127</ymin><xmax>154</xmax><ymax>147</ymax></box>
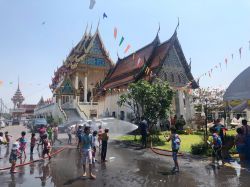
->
<box><xmin>118</xmin><ymin>79</ymin><xmax>173</xmax><ymax>131</ymax></box>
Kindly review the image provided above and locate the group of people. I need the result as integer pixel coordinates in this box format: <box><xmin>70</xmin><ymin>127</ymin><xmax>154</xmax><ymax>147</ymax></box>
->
<box><xmin>0</xmin><ymin>124</ymin><xmax>63</xmax><ymax>173</ymax></box>
<box><xmin>208</xmin><ymin>118</ymin><xmax>250</xmax><ymax>166</ymax></box>
<box><xmin>75</xmin><ymin>124</ymin><xmax>110</xmax><ymax>179</ymax></box>
<box><xmin>0</xmin><ymin>129</ymin><xmax>52</xmax><ymax>173</ymax></box>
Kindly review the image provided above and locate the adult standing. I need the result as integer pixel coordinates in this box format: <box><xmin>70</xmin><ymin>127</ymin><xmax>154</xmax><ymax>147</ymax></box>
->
<box><xmin>140</xmin><ymin>117</ymin><xmax>148</xmax><ymax>149</ymax></box>
<box><xmin>241</xmin><ymin>119</ymin><xmax>250</xmax><ymax>159</ymax></box>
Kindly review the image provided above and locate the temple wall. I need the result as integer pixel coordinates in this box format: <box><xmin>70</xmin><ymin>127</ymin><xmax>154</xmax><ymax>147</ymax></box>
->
<box><xmin>98</xmin><ymin>91</ymin><xmax>133</xmax><ymax>120</ymax></box>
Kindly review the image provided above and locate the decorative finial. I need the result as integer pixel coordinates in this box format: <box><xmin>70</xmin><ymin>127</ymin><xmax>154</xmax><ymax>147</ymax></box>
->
<box><xmin>18</xmin><ymin>76</ymin><xmax>20</xmax><ymax>90</ymax></box>
<box><xmin>89</xmin><ymin>23</ymin><xmax>92</xmax><ymax>36</ymax></box>
<box><xmin>84</xmin><ymin>23</ymin><xmax>89</xmax><ymax>36</ymax></box>
<box><xmin>175</xmin><ymin>17</ymin><xmax>180</xmax><ymax>32</ymax></box>
<box><xmin>97</xmin><ymin>18</ymin><xmax>100</xmax><ymax>30</ymax></box>
<box><xmin>157</xmin><ymin>22</ymin><xmax>160</xmax><ymax>35</ymax></box>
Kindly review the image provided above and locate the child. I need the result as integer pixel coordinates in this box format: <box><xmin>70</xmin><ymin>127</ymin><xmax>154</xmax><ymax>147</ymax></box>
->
<box><xmin>165</xmin><ymin>127</ymin><xmax>181</xmax><ymax>172</ymax></box>
<box><xmin>0</xmin><ymin>132</ymin><xmax>5</xmax><ymax>144</ymax></box>
<box><xmin>210</xmin><ymin>127</ymin><xmax>224</xmax><ymax>166</ymax></box>
<box><xmin>38</xmin><ymin>125</ymin><xmax>47</xmax><ymax>149</ymax></box>
<box><xmin>5</xmin><ymin>131</ymin><xmax>12</xmax><ymax>145</ymax></box>
<box><xmin>17</xmin><ymin>131</ymin><xmax>27</xmax><ymax>159</ymax></box>
<box><xmin>101</xmin><ymin>128</ymin><xmax>109</xmax><ymax>162</ymax></box>
<box><xmin>42</xmin><ymin>134</ymin><xmax>51</xmax><ymax>160</ymax></box>
<box><xmin>81</xmin><ymin>126</ymin><xmax>95</xmax><ymax>179</ymax></box>
<box><xmin>92</xmin><ymin>131</ymin><xmax>97</xmax><ymax>163</ymax></box>
<box><xmin>46</xmin><ymin>126</ymin><xmax>53</xmax><ymax>145</ymax></box>
<box><xmin>235</xmin><ymin>128</ymin><xmax>245</xmax><ymax>161</ymax></box>
<box><xmin>97</xmin><ymin>125</ymin><xmax>103</xmax><ymax>152</ymax></box>
<box><xmin>30</xmin><ymin>133</ymin><xmax>37</xmax><ymax>155</ymax></box>
<box><xmin>9</xmin><ymin>142</ymin><xmax>20</xmax><ymax>173</ymax></box>
<box><xmin>67</xmin><ymin>127</ymin><xmax>72</xmax><ymax>144</ymax></box>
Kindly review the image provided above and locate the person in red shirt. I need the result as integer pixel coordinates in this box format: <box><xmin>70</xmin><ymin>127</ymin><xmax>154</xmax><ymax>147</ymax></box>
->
<box><xmin>30</xmin><ymin>133</ymin><xmax>37</xmax><ymax>155</ymax></box>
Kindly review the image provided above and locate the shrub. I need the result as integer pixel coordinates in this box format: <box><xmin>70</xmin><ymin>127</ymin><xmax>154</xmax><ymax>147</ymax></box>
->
<box><xmin>191</xmin><ymin>142</ymin><xmax>208</xmax><ymax>155</ymax></box>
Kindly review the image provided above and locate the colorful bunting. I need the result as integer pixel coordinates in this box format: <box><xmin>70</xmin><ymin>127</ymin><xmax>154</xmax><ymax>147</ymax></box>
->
<box><xmin>119</xmin><ymin>36</ymin><xmax>124</xmax><ymax>46</ymax></box>
<box><xmin>114</xmin><ymin>27</ymin><xmax>117</xmax><ymax>40</ymax></box>
<box><xmin>124</xmin><ymin>44</ymin><xmax>131</xmax><ymax>53</ymax></box>
<box><xmin>103</xmin><ymin>13</ymin><xmax>107</xmax><ymax>19</ymax></box>
<box><xmin>239</xmin><ymin>47</ymin><xmax>242</xmax><ymax>59</ymax></box>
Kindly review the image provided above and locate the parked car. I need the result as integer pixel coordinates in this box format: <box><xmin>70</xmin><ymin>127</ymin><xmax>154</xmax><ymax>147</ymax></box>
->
<box><xmin>0</xmin><ymin>121</ymin><xmax>6</xmax><ymax>128</ymax></box>
<box><xmin>12</xmin><ymin>119</ymin><xmax>20</xmax><ymax>125</ymax></box>
<box><xmin>31</xmin><ymin>118</ymin><xmax>48</xmax><ymax>132</ymax></box>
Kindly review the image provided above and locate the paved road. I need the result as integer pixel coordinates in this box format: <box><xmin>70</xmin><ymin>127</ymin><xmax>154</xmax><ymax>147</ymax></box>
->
<box><xmin>0</xmin><ymin>124</ymin><xmax>250</xmax><ymax>187</ymax></box>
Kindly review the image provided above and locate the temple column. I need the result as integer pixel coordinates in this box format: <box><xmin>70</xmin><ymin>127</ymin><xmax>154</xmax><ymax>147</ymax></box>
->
<box><xmin>75</xmin><ymin>73</ymin><xmax>79</xmax><ymax>103</ymax></box>
<box><xmin>84</xmin><ymin>76</ymin><xmax>88</xmax><ymax>102</ymax></box>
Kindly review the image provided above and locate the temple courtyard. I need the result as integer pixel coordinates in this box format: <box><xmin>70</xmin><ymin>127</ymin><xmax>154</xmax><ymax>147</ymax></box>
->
<box><xmin>0</xmin><ymin>123</ymin><xmax>250</xmax><ymax>187</ymax></box>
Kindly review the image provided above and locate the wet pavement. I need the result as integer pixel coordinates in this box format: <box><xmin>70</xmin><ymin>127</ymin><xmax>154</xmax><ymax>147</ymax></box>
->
<box><xmin>0</xmin><ymin>120</ymin><xmax>250</xmax><ymax>187</ymax></box>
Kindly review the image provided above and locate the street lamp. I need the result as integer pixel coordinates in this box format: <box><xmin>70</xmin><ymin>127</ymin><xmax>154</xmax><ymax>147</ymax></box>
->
<box><xmin>204</xmin><ymin>98</ymin><xmax>208</xmax><ymax>141</ymax></box>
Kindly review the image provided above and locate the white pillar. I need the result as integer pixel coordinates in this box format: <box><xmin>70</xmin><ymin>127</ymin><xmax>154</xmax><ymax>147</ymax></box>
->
<box><xmin>75</xmin><ymin>73</ymin><xmax>79</xmax><ymax>89</ymax></box>
<box><xmin>84</xmin><ymin>76</ymin><xmax>87</xmax><ymax>102</ymax></box>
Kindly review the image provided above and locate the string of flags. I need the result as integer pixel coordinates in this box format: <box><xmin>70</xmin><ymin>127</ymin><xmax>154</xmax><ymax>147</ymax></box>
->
<box><xmin>196</xmin><ymin>39</ymin><xmax>250</xmax><ymax>82</ymax></box>
<box><xmin>0</xmin><ymin>80</ymin><xmax>45</xmax><ymax>88</ymax></box>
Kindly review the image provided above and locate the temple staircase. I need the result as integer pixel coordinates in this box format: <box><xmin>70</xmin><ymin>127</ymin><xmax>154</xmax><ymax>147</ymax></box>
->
<box><xmin>60</xmin><ymin>101</ymin><xmax>87</xmax><ymax>122</ymax></box>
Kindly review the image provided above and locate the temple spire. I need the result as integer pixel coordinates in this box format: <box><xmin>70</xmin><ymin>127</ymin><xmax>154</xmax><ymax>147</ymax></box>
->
<box><xmin>17</xmin><ymin>76</ymin><xmax>20</xmax><ymax>90</ymax></box>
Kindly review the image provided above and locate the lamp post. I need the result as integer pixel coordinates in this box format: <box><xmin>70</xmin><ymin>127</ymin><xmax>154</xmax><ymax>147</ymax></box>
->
<box><xmin>205</xmin><ymin>98</ymin><xmax>208</xmax><ymax>141</ymax></box>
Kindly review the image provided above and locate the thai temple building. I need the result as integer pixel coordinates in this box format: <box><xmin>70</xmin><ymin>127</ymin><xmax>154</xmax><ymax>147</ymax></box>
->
<box><xmin>10</xmin><ymin>81</ymin><xmax>36</xmax><ymax>122</ymax></box>
<box><xmin>34</xmin><ymin>25</ymin><xmax>198</xmax><ymax>123</ymax></box>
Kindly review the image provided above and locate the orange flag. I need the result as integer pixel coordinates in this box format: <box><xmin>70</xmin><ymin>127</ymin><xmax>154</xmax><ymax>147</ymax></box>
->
<box><xmin>114</xmin><ymin>27</ymin><xmax>117</xmax><ymax>40</ymax></box>
<box><xmin>124</xmin><ymin>44</ymin><xmax>131</xmax><ymax>53</ymax></box>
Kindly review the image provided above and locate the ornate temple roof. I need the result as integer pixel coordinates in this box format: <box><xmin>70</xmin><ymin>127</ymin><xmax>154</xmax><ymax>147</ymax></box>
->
<box><xmin>11</xmin><ymin>82</ymin><xmax>25</xmax><ymax>104</ymax></box>
<box><xmin>101</xmin><ymin>35</ymin><xmax>160</xmax><ymax>89</ymax></box>
<box><xmin>50</xmin><ymin>25</ymin><xmax>113</xmax><ymax>91</ymax></box>
<box><xmin>100</xmin><ymin>31</ymin><xmax>199</xmax><ymax>91</ymax></box>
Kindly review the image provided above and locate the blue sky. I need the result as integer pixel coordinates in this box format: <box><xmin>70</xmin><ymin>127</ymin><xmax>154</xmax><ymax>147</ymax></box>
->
<box><xmin>0</xmin><ymin>0</ymin><xmax>250</xmax><ymax>108</ymax></box>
